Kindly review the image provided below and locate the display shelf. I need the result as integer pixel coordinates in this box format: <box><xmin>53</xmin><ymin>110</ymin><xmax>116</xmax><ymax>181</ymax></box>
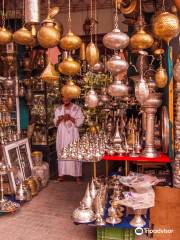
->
<box><xmin>102</xmin><ymin>153</ymin><xmax>171</xmax><ymax>163</ymax></box>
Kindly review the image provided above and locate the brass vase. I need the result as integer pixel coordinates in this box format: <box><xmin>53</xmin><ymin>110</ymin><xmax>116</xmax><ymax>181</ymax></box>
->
<box><xmin>37</xmin><ymin>18</ymin><xmax>61</xmax><ymax>48</ymax></box>
<box><xmin>0</xmin><ymin>27</ymin><xmax>12</xmax><ymax>45</ymax></box>
<box><xmin>58</xmin><ymin>56</ymin><xmax>80</xmax><ymax>76</ymax></box>
<box><xmin>60</xmin><ymin>31</ymin><xmax>82</xmax><ymax>50</ymax></box>
<box><xmin>24</xmin><ymin>177</ymin><xmax>38</xmax><ymax>197</ymax></box>
<box><xmin>86</xmin><ymin>42</ymin><xmax>99</xmax><ymax>67</ymax></box>
<box><xmin>130</xmin><ymin>28</ymin><xmax>154</xmax><ymax>50</ymax></box>
<box><xmin>41</xmin><ymin>62</ymin><xmax>59</xmax><ymax>84</ymax></box>
<box><xmin>152</xmin><ymin>11</ymin><xmax>180</xmax><ymax>44</ymax></box>
<box><xmin>61</xmin><ymin>80</ymin><xmax>81</xmax><ymax>99</ymax></box>
<box><xmin>155</xmin><ymin>66</ymin><xmax>168</xmax><ymax>88</ymax></box>
<box><xmin>13</xmin><ymin>26</ymin><xmax>33</xmax><ymax>46</ymax></box>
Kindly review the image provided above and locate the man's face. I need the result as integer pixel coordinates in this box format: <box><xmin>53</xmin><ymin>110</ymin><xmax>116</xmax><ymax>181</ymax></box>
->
<box><xmin>63</xmin><ymin>97</ymin><xmax>71</xmax><ymax>105</ymax></box>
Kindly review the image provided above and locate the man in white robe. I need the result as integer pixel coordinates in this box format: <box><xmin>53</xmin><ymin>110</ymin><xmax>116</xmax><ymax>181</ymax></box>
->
<box><xmin>54</xmin><ymin>97</ymin><xmax>84</xmax><ymax>182</ymax></box>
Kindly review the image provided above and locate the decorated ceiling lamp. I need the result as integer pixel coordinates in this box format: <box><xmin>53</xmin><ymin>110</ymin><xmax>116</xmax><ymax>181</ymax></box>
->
<box><xmin>86</xmin><ymin>42</ymin><xmax>99</xmax><ymax>67</ymax></box>
<box><xmin>13</xmin><ymin>0</ymin><xmax>33</xmax><ymax>46</ymax></box>
<box><xmin>60</xmin><ymin>0</ymin><xmax>81</xmax><ymax>50</ymax></box>
<box><xmin>155</xmin><ymin>52</ymin><xmax>167</xmax><ymax>88</ymax></box>
<box><xmin>0</xmin><ymin>0</ymin><xmax>12</xmax><ymax>45</ymax></box>
<box><xmin>108</xmin><ymin>75</ymin><xmax>128</xmax><ymax>97</ymax></box>
<box><xmin>58</xmin><ymin>55</ymin><xmax>80</xmax><ymax>76</ymax></box>
<box><xmin>61</xmin><ymin>79</ymin><xmax>81</xmax><ymax>99</ymax></box>
<box><xmin>40</xmin><ymin>54</ymin><xmax>59</xmax><ymax>84</ymax></box>
<box><xmin>25</xmin><ymin>0</ymin><xmax>40</xmax><ymax>37</ymax></box>
<box><xmin>86</xmin><ymin>0</ymin><xmax>99</xmax><ymax>67</ymax></box>
<box><xmin>85</xmin><ymin>88</ymin><xmax>99</xmax><ymax>108</ymax></box>
<box><xmin>93</xmin><ymin>61</ymin><xmax>104</xmax><ymax>73</ymax></box>
<box><xmin>155</xmin><ymin>65</ymin><xmax>168</xmax><ymax>88</ymax></box>
<box><xmin>103</xmin><ymin>0</ymin><xmax>129</xmax><ymax>50</ymax></box>
<box><xmin>106</xmin><ymin>53</ymin><xmax>129</xmax><ymax>76</ymax></box>
<box><xmin>37</xmin><ymin>1</ymin><xmax>61</xmax><ymax>48</ymax></box>
<box><xmin>130</xmin><ymin>0</ymin><xmax>154</xmax><ymax>50</ymax></box>
<box><xmin>152</xmin><ymin>10</ymin><xmax>180</xmax><ymax>44</ymax></box>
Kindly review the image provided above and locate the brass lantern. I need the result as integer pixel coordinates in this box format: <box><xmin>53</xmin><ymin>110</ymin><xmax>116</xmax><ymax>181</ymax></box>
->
<box><xmin>58</xmin><ymin>56</ymin><xmax>80</xmax><ymax>76</ymax></box>
<box><xmin>86</xmin><ymin>42</ymin><xmax>99</xmax><ymax>67</ymax></box>
<box><xmin>41</xmin><ymin>62</ymin><xmax>59</xmax><ymax>84</ymax></box>
<box><xmin>130</xmin><ymin>28</ymin><xmax>154</xmax><ymax>50</ymax></box>
<box><xmin>152</xmin><ymin>11</ymin><xmax>180</xmax><ymax>44</ymax></box>
<box><xmin>61</xmin><ymin>80</ymin><xmax>81</xmax><ymax>99</ymax></box>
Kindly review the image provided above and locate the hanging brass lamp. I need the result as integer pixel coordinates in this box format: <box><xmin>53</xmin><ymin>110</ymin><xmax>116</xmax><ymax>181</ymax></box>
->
<box><xmin>61</xmin><ymin>79</ymin><xmax>81</xmax><ymax>99</ymax></box>
<box><xmin>0</xmin><ymin>27</ymin><xmax>12</xmax><ymax>45</ymax></box>
<box><xmin>60</xmin><ymin>31</ymin><xmax>82</xmax><ymax>51</ymax></box>
<box><xmin>103</xmin><ymin>0</ymin><xmax>129</xmax><ymax>50</ymax></box>
<box><xmin>152</xmin><ymin>11</ymin><xmax>180</xmax><ymax>44</ymax></box>
<box><xmin>59</xmin><ymin>0</ymin><xmax>81</xmax><ymax>50</ymax></box>
<box><xmin>0</xmin><ymin>0</ymin><xmax>12</xmax><ymax>45</ymax></box>
<box><xmin>13</xmin><ymin>0</ymin><xmax>34</xmax><ymax>45</ymax></box>
<box><xmin>14</xmin><ymin>26</ymin><xmax>34</xmax><ymax>46</ymax></box>
<box><xmin>155</xmin><ymin>65</ymin><xmax>168</xmax><ymax>88</ymax></box>
<box><xmin>86</xmin><ymin>41</ymin><xmax>99</xmax><ymax>67</ymax></box>
<box><xmin>37</xmin><ymin>7</ymin><xmax>61</xmax><ymax>48</ymax></box>
<box><xmin>58</xmin><ymin>55</ymin><xmax>80</xmax><ymax>76</ymax></box>
<box><xmin>40</xmin><ymin>61</ymin><xmax>59</xmax><ymax>84</ymax></box>
<box><xmin>130</xmin><ymin>28</ymin><xmax>154</xmax><ymax>50</ymax></box>
<box><xmin>130</xmin><ymin>0</ymin><xmax>153</xmax><ymax>50</ymax></box>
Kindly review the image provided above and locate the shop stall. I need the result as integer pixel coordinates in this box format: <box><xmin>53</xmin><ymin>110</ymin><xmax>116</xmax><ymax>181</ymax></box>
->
<box><xmin>0</xmin><ymin>0</ymin><xmax>179</xmax><ymax>239</ymax></box>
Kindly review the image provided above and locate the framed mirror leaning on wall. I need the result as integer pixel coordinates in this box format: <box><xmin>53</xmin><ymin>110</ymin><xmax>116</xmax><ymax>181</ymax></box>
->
<box><xmin>3</xmin><ymin>138</ymin><xmax>33</xmax><ymax>193</ymax></box>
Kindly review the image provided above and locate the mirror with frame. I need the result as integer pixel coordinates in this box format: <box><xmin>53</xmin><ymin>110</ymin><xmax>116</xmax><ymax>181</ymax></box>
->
<box><xmin>3</xmin><ymin>138</ymin><xmax>33</xmax><ymax>193</ymax></box>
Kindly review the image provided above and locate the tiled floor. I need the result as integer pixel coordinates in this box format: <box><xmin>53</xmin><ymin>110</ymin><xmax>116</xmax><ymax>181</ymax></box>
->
<box><xmin>0</xmin><ymin>181</ymin><xmax>96</xmax><ymax>240</ymax></box>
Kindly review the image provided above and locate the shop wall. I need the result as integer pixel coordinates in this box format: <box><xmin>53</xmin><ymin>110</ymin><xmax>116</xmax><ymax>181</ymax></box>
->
<box><xmin>42</xmin><ymin>8</ymin><xmax>128</xmax><ymax>35</ymax></box>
